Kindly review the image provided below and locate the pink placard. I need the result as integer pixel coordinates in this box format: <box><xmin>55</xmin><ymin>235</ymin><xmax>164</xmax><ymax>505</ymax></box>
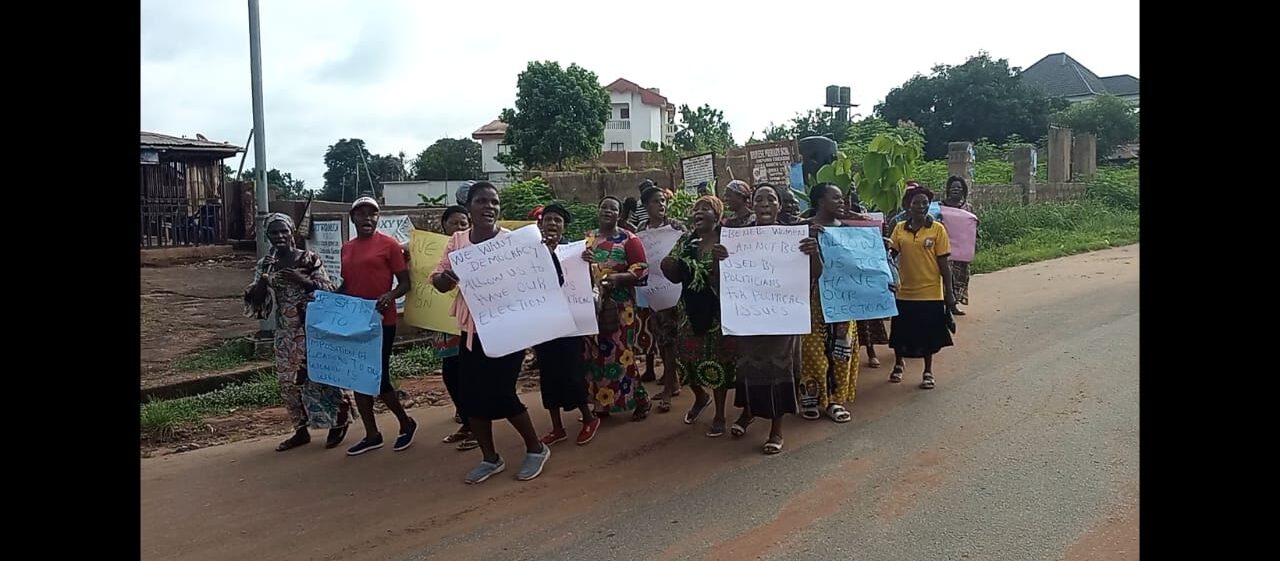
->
<box><xmin>939</xmin><ymin>206</ymin><xmax>978</xmax><ymax>262</ymax></box>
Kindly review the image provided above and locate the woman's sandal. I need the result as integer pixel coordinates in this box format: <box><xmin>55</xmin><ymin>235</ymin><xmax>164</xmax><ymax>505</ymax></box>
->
<box><xmin>730</xmin><ymin>417</ymin><xmax>754</xmax><ymax>438</ymax></box>
<box><xmin>684</xmin><ymin>397</ymin><xmax>712</xmax><ymax>425</ymax></box>
<box><xmin>325</xmin><ymin>426</ymin><xmax>348</xmax><ymax>449</ymax></box>
<box><xmin>455</xmin><ymin>437</ymin><xmax>479</xmax><ymax>451</ymax></box>
<box><xmin>826</xmin><ymin>404</ymin><xmax>852</xmax><ymax>423</ymax></box>
<box><xmin>763</xmin><ymin>437</ymin><xmax>784</xmax><ymax>455</ymax></box>
<box><xmin>890</xmin><ymin>365</ymin><xmax>904</xmax><ymax>383</ymax></box>
<box><xmin>276</xmin><ymin>429</ymin><xmax>310</xmax><ymax>452</ymax></box>
<box><xmin>656</xmin><ymin>395</ymin><xmax>673</xmax><ymax>413</ymax></box>
<box><xmin>631</xmin><ymin>399</ymin><xmax>653</xmax><ymax>422</ymax></box>
<box><xmin>801</xmin><ymin>407</ymin><xmax>822</xmax><ymax>421</ymax></box>
<box><xmin>705</xmin><ymin>420</ymin><xmax>726</xmax><ymax>438</ymax></box>
<box><xmin>920</xmin><ymin>372</ymin><xmax>936</xmax><ymax>390</ymax></box>
<box><xmin>442</xmin><ymin>430</ymin><xmax>471</xmax><ymax>444</ymax></box>
<box><xmin>868</xmin><ymin>356</ymin><xmax>882</xmax><ymax>368</ymax></box>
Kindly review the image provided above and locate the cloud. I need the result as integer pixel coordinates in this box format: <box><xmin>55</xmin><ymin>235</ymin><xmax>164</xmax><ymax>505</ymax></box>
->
<box><xmin>141</xmin><ymin>0</ymin><xmax>1139</xmax><ymax>191</ymax></box>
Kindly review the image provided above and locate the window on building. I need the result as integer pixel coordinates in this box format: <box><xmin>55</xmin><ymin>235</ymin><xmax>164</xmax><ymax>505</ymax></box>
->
<box><xmin>497</xmin><ymin>144</ymin><xmax>510</xmax><ymax>155</ymax></box>
<box><xmin>609</xmin><ymin>143</ymin><xmax>624</xmax><ymax>152</ymax></box>
<box><xmin>619</xmin><ymin>106</ymin><xmax>630</xmax><ymax>119</ymax></box>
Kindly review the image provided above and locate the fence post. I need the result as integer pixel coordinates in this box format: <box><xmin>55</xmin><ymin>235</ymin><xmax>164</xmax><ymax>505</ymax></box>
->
<box><xmin>1072</xmin><ymin>133</ymin><xmax>1097</xmax><ymax>180</ymax></box>
<box><xmin>1048</xmin><ymin>126</ymin><xmax>1073</xmax><ymax>183</ymax></box>
<box><xmin>1013</xmin><ymin>146</ymin><xmax>1037</xmax><ymax>205</ymax></box>
<box><xmin>947</xmin><ymin>142</ymin><xmax>975</xmax><ymax>190</ymax></box>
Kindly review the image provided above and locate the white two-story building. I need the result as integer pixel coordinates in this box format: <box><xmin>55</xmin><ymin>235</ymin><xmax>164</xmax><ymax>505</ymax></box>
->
<box><xmin>472</xmin><ymin>77</ymin><xmax>676</xmax><ymax>177</ymax></box>
<box><xmin>602</xmin><ymin>77</ymin><xmax>676</xmax><ymax>152</ymax></box>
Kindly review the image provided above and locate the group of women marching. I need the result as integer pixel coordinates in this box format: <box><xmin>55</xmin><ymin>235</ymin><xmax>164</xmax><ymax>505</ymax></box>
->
<box><xmin>244</xmin><ymin>174</ymin><xmax>974</xmax><ymax>484</ymax></box>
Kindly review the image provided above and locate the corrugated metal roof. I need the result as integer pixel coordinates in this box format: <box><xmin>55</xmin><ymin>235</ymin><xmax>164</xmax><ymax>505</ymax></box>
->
<box><xmin>140</xmin><ymin>131</ymin><xmax>242</xmax><ymax>153</ymax></box>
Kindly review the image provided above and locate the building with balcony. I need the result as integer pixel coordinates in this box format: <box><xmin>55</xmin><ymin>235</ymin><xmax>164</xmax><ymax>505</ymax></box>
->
<box><xmin>603</xmin><ymin>77</ymin><xmax>676</xmax><ymax>152</ymax></box>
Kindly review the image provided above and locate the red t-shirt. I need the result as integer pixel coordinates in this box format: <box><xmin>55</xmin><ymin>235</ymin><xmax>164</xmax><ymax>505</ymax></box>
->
<box><xmin>341</xmin><ymin>232</ymin><xmax>407</xmax><ymax>325</ymax></box>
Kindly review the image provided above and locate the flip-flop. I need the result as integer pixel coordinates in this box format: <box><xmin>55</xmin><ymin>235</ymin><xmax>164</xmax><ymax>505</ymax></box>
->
<box><xmin>684</xmin><ymin>397</ymin><xmax>712</xmax><ymax>425</ymax></box>
<box><xmin>763</xmin><ymin>438</ymin><xmax>784</xmax><ymax>455</ymax></box>
<box><xmin>705</xmin><ymin>420</ymin><xmax>726</xmax><ymax>438</ymax></box>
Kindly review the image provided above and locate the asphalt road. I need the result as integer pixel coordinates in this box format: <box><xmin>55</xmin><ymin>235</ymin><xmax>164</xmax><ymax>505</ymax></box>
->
<box><xmin>141</xmin><ymin>245</ymin><xmax>1139</xmax><ymax>561</ymax></box>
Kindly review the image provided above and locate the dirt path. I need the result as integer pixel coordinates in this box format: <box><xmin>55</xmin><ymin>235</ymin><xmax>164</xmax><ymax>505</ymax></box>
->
<box><xmin>140</xmin><ymin>255</ymin><xmax>259</xmax><ymax>384</ymax></box>
<box><xmin>141</xmin><ymin>245</ymin><xmax>1139</xmax><ymax>561</ymax></box>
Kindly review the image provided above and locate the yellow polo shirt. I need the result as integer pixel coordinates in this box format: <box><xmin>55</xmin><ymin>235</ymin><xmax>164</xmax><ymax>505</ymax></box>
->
<box><xmin>889</xmin><ymin>218</ymin><xmax>951</xmax><ymax>301</ymax></box>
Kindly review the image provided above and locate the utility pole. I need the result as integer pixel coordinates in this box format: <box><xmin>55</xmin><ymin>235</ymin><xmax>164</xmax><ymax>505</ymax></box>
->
<box><xmin>248</xmin><ymin>0</ymin><xmax>272</xmax><ymax>335</ymax></box>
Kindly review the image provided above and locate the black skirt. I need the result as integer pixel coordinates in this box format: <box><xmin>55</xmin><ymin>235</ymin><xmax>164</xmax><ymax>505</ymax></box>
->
<box><xmin>534</xmin><ymin>337</ymin><xmax>589</xmax><ymax>412</ymax></box>
<box><xmin>457</xmin><ymin>332</ymin><xmax>527</xmax><ymax>420</ymax></box>
<box><xmin>889</xmin><ymin>300</ymin><xmax>954</xmax><ymax>358</ymax></box>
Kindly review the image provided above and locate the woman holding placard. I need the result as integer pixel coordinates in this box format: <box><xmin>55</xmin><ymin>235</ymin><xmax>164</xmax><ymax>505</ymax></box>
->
<box><xmin>581</xmin><ymin>196</ymin><xmax>652</xmax><ymax>422</ymax></box>
<box><xmin>797</xmin><ymin>182</ymin><xmax>858</xmax><ymax>424</ymax></box>
<box><xmin>340</xmin><ymin>197</ymin><xmax>417</xmax><ymax>457</ymax></box>
<box><xmin>243</xmin><ymin>213</ymin><xmax>355</xmax><ymax>452</ymax></box>
<box><xmin>712</xmin><ymin>185</ymin><xmax>823</xmax><ymax>455</ymax></box>
<box><xmin>660</xmin><ymin>195</ymin><xmax>737</xmax><ymax>437</ymax></box>
<box><xmin>635</xmin><ymin>186</ymin><xmax>686</xmax><ymax>413</ymax></box>
<box><xmin>888</xmin><ymin>186</ymin><xmax>956</xmax><ymax>389</ymax></box>
<box><xmin>940</xmin><ymin>176</ymin><xmax>976</xmax><ymax>315</ymax></box>
<box><xmin>533</xmin><ymin>203</ymin><xmax>601</xmax><ymax>447</ymax></box>
<box><xmin>435</xmin><ymin>205</ymin><xmax>478</xmax><ymax>452</ymax></box>
<box><xmin>431</xmin><ymin>182</ymin><xmax>551</xmax><ymax>484</ymax></box>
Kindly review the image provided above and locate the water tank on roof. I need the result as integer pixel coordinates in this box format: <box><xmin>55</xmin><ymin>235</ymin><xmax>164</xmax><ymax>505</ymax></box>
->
<box><xmin>825</xmin><ymin>85</ymin><xmax>840</xmax><ymax>107</ymax></box>
<box><xmin>839</xmin><ymin>87</ymin><xmax>851</xmax><ymax>106</ymax></box>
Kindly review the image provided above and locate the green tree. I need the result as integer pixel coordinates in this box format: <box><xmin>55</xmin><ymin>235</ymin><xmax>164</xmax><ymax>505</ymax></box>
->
<box><xmin>498</xmin><ymin>61</ymin><xmax>611</xmax><ymax>170</ymax></box>
<box><xmin>761</xmin><ymin>109</ymin><xmax>854</xmax><ymax>142</ymax></box>
<box><xmin>320</xmin><ymin>140</ymin><xmax>405</xmax><ymax>202</ymax></box>
<box><xmin>410</xmin><ymin>138</ymin><xmax>482</xmax><ymax>180</ymax></box>
<box><xmin>673</xmin><ymin>103</ymin><xmax>735</xmax><ymax>154</ymax></box>
<box><xmin>876</xmin><ymin>52</ymin><xmax>1067</xmax><ymax>159</ymax></box>
<box><xmin>1051</xmin><ymin>95</ymin><xmax>1139</xmax><ymax>161</ymax></box>
<box><xmin>223</xmin><ymin>165</ymin><xmax>310</xmax><ymax>200</ymax></box>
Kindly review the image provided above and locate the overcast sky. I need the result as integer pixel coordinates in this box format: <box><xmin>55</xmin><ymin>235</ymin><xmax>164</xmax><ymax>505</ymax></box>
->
<box><xmin>141</xmin><ymin>0</ymin><xmax>1138</xmax><ymax>188</ymax></box>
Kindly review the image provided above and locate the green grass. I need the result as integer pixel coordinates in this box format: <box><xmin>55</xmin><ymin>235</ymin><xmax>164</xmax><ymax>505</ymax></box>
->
<box><xmin>173</xmin><ymin>340</ymin><xmax>255</xmax><ymax>373</ymax></box>
<box><xmin>142</xmin><ymin>344</ymin><xmax>443</xmax><ymax>439</ymax></box>
<box><xmin>969</xmin><ymin>163</ymin><xmax>1140</xmax><ymax>274</ymax></box>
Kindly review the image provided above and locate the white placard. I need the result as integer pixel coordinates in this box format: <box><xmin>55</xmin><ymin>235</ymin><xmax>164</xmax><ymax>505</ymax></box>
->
<box><xmin>350</xmin><ymin>214</ymin><xmax>413</xmax><ymax>312</ymax></box>
<box><xmin>311</xmin><ymin>220</ymin><xmax>343</xmax><ymax>282</ymax></box>
<box><xmin>635</xmin><ymin>227</ymin><xmax>684</xmax><ymax>311</ymax></box>
<box><xmin>718</xmin><ymin>225</ymin><xmax>812</xmax><ymax>336</ymax></box>
<box><xmin>554</xmin><ymin>240</ymin><xmax>600</xmax><ymax>336</ymax></box>
<box><xmin>450</xmin><ymin>225</ymin><xmax>576</xmax><ymax>357</ymax></box>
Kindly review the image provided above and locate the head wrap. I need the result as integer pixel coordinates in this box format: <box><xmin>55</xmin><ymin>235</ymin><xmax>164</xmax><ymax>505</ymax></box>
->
<box><xmin>455</xmin><ymin>180</ymin><xmax>476</xmax><ymax>206</ymax></box>
<box><xmin>264</xmin><ymin>212</ymin><xmax>294</xmax><ymax>230</ymax></box>
<box><xmin>724</xmin><ymin>180</ymin><xmax>753</xmax><ymax>199</ymax></box>
<box><xmin>694</xmin><ymin>195</ymin><xmax>724</xmax><ymax>221</ymax></box>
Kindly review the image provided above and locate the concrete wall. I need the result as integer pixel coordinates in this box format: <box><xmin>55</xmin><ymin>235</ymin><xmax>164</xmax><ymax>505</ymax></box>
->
<box><xmin>382</xmin><ymin>180</ymin><xmax>461</xmax><ymax>207</ymax></box>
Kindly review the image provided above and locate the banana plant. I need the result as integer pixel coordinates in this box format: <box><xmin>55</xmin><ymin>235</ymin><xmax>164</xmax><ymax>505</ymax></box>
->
<box><xmin>851</xmin><ymin>132</ymin><xmax>922</xmax><ymax>213</ymax></box>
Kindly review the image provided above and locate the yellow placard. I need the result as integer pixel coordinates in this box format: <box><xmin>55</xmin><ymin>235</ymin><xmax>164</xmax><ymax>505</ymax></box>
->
<box><xmin>404</xmin><ymin>229</ymin><xmax>461</xmax><ymax>335</ymax></box>
<box><xmin>497</xmin><ymin>220</ymin><xmax>535</xmax><ymax>230</ymax></box>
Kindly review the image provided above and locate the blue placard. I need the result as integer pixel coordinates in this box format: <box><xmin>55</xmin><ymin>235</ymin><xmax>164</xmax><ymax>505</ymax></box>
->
<box><xmin>817</xmin><ymin>227</ymin><xmax>898</xmax><ymax>322</ymax></box>
<box><xmin>305</xmin><ymin>291</ymin><xmax>384</xmax><ymax>396</ymax></box>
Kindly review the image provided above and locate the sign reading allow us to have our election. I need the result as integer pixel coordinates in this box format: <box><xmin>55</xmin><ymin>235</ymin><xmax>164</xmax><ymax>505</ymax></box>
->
<box><xmin>450</xmin><ymin>225</ymin><xmax>575</xmax><ymax>357</ymax></box>
<box><xmin>718</xmin><ymin>225</ymin><xmax>811</xmax><ymax>336</ymax></box>
<box><xmin>818</xmin><ymin>227</ymin><xmax>898</xmax><ymax>323</ymax></box>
